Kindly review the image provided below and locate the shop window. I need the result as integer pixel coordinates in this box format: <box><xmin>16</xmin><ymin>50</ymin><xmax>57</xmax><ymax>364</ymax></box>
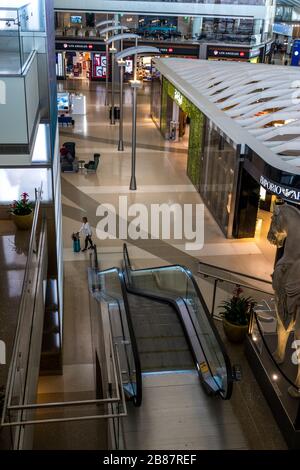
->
<box><xmin>199</xmin><ymin>121</ymin><xmax>237</xmax><ymax>235</ymax></box>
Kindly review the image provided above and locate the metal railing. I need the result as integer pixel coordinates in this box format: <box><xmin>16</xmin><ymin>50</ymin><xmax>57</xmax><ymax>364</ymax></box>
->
<box><xmin>198</xmin><ymin>260</ymin><xmax>273</xmax><ymax>320</ymax></box>
<box><xmin>198</xmin><ymin>260</ymin><xmax>300</xmax><ymax>396</ymax></box>
<box><xmin>1</xmin><ymin>193</ymin><xmax>127</xmax><ymax>445</ymax></box>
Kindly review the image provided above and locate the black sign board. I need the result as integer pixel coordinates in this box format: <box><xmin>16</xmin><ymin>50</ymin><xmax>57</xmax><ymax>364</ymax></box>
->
<box><xmin>55</xmin><ymin>41</ymin><xmax>106</xmax><ymax>52</ymax></box>
<box><xmin>124</xmin><ymin>41</ymin><xmax>199</xmax><ymax>57</ymax></box>
<box><xmin>207</xmin><ymin>46</ymin><xmax>250</xmax><ymax>60</ymax></box>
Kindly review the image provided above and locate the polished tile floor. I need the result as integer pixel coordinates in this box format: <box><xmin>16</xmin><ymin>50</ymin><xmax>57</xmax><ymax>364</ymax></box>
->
<box><xmin>50</xmin><ymin>79</ymin><xmax>286</xmax><ymax>449</ymax></box>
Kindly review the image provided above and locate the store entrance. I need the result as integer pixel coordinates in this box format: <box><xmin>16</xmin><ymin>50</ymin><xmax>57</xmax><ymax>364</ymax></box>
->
<box><xmin>168</xmin><ymin>99</ymin><xmax>190</xmax><ymax>147</ymax></box>
<box><xmin>65</xmin><ymin>51</ymin><xmax>91</xmax><ymax>80</ymax></box>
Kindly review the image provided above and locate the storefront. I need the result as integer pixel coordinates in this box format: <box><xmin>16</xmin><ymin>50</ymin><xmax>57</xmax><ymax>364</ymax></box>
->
<box><xmin>124</xmin><ymin>41</ymin><xmax>199</xmax><ymax>81</ymax></box>
<box><xmin>55</xmin><ymin>40</ymin><xmax>108</xmax><ymax>81</ymax></box>
<box><xmin>153</xmin><ymin>58</ymin><xmax>300</xmax><ymax>239</ymax></box>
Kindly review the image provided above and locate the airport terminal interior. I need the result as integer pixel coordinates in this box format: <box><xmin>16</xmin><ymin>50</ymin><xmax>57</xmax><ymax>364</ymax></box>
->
<box><xmin>1</xmin><ymin>0</ymin><xmax>300</xmax><ymax>453</ymax></box>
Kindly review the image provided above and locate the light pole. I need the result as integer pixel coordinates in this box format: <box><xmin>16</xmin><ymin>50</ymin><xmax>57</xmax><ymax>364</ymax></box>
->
<box><xmin>99</xmin><ymin>25</ymin><xmax>129</xmax><ymax>125</ymax></box>
<box><xmin>117</xmin><ymin>59</ymin><xmax>125</xmax><ymax>150</ymax></box>
<box><xmin>106</xmin><ymin>34</ymin><xmax>140</xmax><ymax>151</ymax></box>
<box><xmin>115</xmin><ymin>46</ymin><xmax>160</xmax><ymax>190</ymax></box>
<box><xmin>96</xmin><ymin>19</ymin><xmax>115</xmax><ymax>106</ymax></box>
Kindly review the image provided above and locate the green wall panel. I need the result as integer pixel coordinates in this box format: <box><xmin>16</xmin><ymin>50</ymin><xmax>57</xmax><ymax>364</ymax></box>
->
<box><xmin>160</xmin><ymin>77</ymin><xmax>205</xmax><ymax>187</ymax></box>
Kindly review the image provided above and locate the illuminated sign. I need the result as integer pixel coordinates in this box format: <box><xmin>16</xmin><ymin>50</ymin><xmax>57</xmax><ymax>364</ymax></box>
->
<box><xmin>208</xmin><ymin>47</ymin><xmax>250</xmax><ymax>59</ymax></box>
<box><xmin>56</xmin><ymin>41</ymin><xmax>105</xmax><ymax>52</ymax></box>
<box><xmin>174</xmin><ymin>89</ymin><xmax>183</xmax><ymax>106</ymax></box>
<box><xmin>260</xmin><ymin>175</ymin><xmax>300</xmax><ymax>202</ymax></box>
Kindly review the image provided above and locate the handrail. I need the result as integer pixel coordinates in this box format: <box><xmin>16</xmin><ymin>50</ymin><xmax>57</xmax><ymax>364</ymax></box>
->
<box><xmin>2</xmin><ymin>335</ymin><xmax>127</xmax><ymax>426</ymax></box>
<box><xmin>123</xmin><ymin>243</ymin><xmax>233</xmax><ymax>400</ymax></box>
<box><xmin>93</xmin><ymin>267</ymin><xmax>142</xmax><ymax>407</ymax></box>
<box><xmin>2</xmin><ymin>211</ymin><xmax>127</xmax><ymax>428</ymax></box>
<box><xmin>198</xmin><ymin>271</ymin><xmax>274</xmax><ymax>296</ymax></box>
<box><xmin>198</xmin><ymin>260</ymin><xmax>272</xmax><ymax>286</ymax></box>
<box><xmin>200</xmin><ymin>260</ymin><xmax>300</xmax><ymax>393</ymax></box>
<box><xmin>1</xmin><ymin>185</ymin><xmax>44</xmax><ymax>429</ymax></box>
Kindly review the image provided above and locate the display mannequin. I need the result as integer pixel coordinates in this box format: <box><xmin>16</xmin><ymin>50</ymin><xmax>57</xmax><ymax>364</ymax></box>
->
<box><xmin>267</xmin><ymin>203</ymin><xmax>300</xmax><ymax>398</ymax></box>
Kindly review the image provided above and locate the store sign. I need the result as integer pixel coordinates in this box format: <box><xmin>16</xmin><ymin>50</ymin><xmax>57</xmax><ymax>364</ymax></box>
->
<box><xmin>260</xmin><ymin>176</ymin><xmax>300</xmax><ymax>202</ymax></box>
<box><xmin>159</xmin><ymin>47</ymin><xmax>174</xmax><ymax>53</ymax></box>
<box><xmin>174</xmin><ymin>89</ymin><xmax>183</xmax><ymax>106</ymax></box>
<box><xmin>56</xmin><ymin>41</ymin><xmax>105</xmax><ymax>52</ymax></box>
<box><xmin>207</xmin><ymin>47</ymin><xmax>250</xmax><ymax>59</ymax></box>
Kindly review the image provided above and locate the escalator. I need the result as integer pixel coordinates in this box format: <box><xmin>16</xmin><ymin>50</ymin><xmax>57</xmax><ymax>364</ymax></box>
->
<box><xmin>122</xmin><ymin>244</ymin><xmax>233</xmax><ymax>400</ymax></box>
<box><xmin>90</xmin><ymin>241</ymin><xmax>234</xmax><ymax>414</ymax></box>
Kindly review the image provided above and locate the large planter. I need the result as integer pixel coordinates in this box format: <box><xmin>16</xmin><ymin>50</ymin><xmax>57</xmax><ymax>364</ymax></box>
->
<box><xmin>223</xmin><ymin>319</ymin><xmax>249</xmax><ymax>343</ymax></box>
<box><xmin>11</xmin><ymin>211</ymin><xmax>34</xmax><ymax>230</ymax></box>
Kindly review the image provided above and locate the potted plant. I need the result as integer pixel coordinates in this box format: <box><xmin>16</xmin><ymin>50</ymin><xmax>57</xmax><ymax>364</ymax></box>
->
<box><xmin>219</xmin><ymin>286</ymin><xmax>254</xmax><ymax>343</ymax></box>
<box><xmin>10</xmin><ymin>192</ymin><xmax>34</xmax><ymax>230</ymax></box>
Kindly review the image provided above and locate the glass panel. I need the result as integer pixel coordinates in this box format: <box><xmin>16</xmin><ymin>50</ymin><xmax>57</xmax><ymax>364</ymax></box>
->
<box><xmin>199</xmin><ymin>121</ymin><xmax>236</xmax><ymax>235</ymax></box>
<box><xmin>96</xmin><ymin>269</ymin><xmax>141</xmax><ymax>405</ymax></box>
<box><xmin>0</xmin><ymin>1</ymin><xmax>45</xmax><ymax>75</ymax></box>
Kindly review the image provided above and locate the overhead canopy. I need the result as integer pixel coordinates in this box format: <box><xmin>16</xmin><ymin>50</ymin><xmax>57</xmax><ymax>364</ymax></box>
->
<box><xmin>106</xmin><ymin>33</ymin><xmax>140</xmax><ymax>45</ymax></box>
<box><xmin>115</xmin><ymin>46</ymin><xmax>160</xmax><ymax>61</ymax></box>
<box><xmin>95</xmin><ymin>19</ymin><xmax>115</xmax><ymax>28</ymax></box>
<box><xmin>99</xmin><ymin>25</ymin><xmax>128</xmax><ymax>36</ymax></box>
<box><xmin>154</xmin><ymin>57</ymin><xmax>300</xmax><ymax>175</ymax></box>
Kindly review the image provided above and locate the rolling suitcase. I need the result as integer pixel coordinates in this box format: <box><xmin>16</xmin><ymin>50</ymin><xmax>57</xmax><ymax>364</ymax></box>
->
<box><xmin>73</xmin><ymin>238</ymin><xmax>81</xmax><ymax>253</ymax></box>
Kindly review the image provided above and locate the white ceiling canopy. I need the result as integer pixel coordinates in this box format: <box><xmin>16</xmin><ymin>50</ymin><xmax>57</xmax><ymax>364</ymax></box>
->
<box><xmin>154</xmin><ymin>58</ymin><xmax>300</xmax><ymax>175</ymax></box>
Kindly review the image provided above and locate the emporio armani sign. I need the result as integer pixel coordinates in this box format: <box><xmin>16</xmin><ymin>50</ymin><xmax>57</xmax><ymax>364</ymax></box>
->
<box><xmin>260</xmin><ymin>175</ymin><xmax>300</xmax><ymax>202</ymax></box>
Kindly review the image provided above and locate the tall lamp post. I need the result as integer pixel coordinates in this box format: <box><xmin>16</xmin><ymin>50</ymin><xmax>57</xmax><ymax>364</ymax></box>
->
<box><xmin>99</xmin><ymin>25</ymin><xmax>129</xmax><ymax>125</ymax></box>
<box><xmin>115</xmin><ymin>46</ymin><xmax>160</xmax><ymax>190</ymax></box>
<box><xmin>96</xmin><ymin>19</ymin><xmax>115</xmax><ymax>106</ymax></box>
<box><xmin>106</xmin><ymin>34</ymin><xmax>140</xmax><ymax>151</ymax></box>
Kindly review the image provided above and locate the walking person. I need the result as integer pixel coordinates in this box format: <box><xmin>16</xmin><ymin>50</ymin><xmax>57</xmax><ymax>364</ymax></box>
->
<box><xmin>79</xmin><ymin>217</ymin><xmax>94</xmax><ymax>252</ymax></box>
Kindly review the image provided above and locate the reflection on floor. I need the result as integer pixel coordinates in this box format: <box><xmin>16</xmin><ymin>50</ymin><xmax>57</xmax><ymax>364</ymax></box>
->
<box><xmin>51</xmin><ymin>80</ymin><xmax>286</xmax><ymax>449</ymax></box>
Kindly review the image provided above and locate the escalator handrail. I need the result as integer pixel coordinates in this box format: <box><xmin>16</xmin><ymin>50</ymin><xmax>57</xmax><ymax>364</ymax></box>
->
<box><xmin>198</xmin><ymin>260</ymin><xmax>272</xmax><ymax>286</ymax></box>
<box><xmin>123</xmin><ymin>244</ymin><xmax>233</xmax><ymax>400</ymax></box>
<box><xmin>95</xmin><ymin>266</ymin><xmax>142</xmax><ymax>407</ymax></box>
